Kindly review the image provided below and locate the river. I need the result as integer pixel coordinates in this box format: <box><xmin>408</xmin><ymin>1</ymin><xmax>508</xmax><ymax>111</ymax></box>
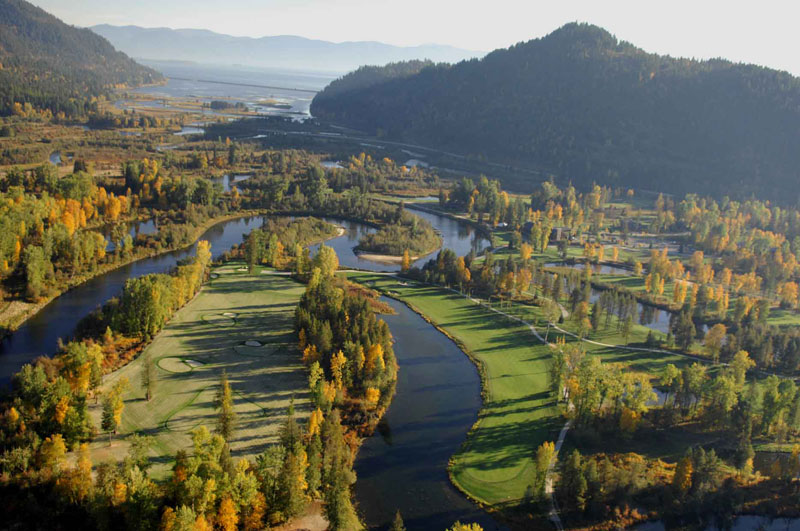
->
<box><xmin>0</xmin><ymin>210</ymin><xmax>487</xmax><ymax>384</ymax></box>
<box><xmin>354</xmin><ymin>297</ymin><xmax>502</xmax><ymax>530</ymax></box>
<box><xmin>0</xmin><ymin>209</ymin><xmax>494</xmax><ymax>529</ymax></box>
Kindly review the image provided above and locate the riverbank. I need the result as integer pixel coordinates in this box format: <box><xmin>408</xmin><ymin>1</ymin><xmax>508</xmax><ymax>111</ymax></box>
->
<box><xmin>0</xmin><ymin>209</ymin><xmax>268</xmax><ymax>341</ymax></box>
<box><xmin>353</xmin><ymin>251</ymin><xmax>418</xmax><ymax>264</ymax></box>
<box><xmin>345</xmin><ymin>272</ymin><xmax>698</xmax><ymax>529</ymax></box>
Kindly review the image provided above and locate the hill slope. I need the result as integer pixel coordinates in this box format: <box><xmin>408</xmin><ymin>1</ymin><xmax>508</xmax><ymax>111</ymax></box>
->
<box><xmin>311</xmin><ymin>23</ymin><xmax>800</xmax><ymax>201</ymax></box>
<box><xmin>0</xmin><ymin>0</ymin><xmax>162</xmax><ymax>117</ymax></box>
<box><xmin>91</xmin><ymin>24</ymin><xmax>482</xmax><ymax>73</ymax></box>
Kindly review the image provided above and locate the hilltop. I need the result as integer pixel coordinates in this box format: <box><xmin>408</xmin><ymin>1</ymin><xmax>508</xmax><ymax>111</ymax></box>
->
<box><xmin>0</xmin><ymin>0</ymin><xmax>162</xmax><ymax>117</ymax></box>
<box><xmin>311</xmin><ymin>23</ymin><xmax>800</xmax><ymax>201</ymax></box>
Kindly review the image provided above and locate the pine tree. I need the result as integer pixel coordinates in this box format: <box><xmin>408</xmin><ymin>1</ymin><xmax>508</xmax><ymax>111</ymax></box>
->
<box><xmin>390</xmin><ymin>510</ymin><xmax>406</xmax><ymax>531</ymax></box>
<box><xmin>141</xmin><ymin>349</ymin><xmax>154</xmax><ymax>401</ymax></box>
<box><xmin>215</xmin><ymin>371</ymin><xmax>237</xmax><ymax>443</ymax></box>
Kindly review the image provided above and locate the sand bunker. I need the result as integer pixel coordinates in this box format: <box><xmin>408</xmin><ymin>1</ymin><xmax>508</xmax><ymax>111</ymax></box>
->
<box><xmin>184</xmin><ymin>359</ymin><xmax>204</xmax><ymax>368</ymax></box>
<box><xmin>223</xmin><ymin>312</ymin><xmax>237</xmax><ymax>318</ymax></box>
<box><xmin>210</xmin><ymin>273</ymin><xmax>219</xmax><ymax>279</ymax></box>
<box><xmin>245</xmin><ymin>340</ymin><xmax>262</xmax><ymax>347</ymax></box>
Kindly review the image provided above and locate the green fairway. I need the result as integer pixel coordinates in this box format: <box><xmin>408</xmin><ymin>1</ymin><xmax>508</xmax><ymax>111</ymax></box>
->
<box><xmin>345</xmin><ymin>273</ymin><xmax>688</xmax><ymax>506</ymax></box>
<box><xmin>89</xmin><ymin>263</ymin><xmax>309</xmax><ymax>477</ymax></box>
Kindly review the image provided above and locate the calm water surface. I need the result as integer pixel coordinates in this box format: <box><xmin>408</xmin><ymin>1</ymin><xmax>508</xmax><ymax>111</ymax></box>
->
<box><xmin>355</xmin><ymin>297</ymin><xmax>502</xmax><ymax>530</ymax></box>
<box><xmin>0</xmin><ymin>211</ymin><xmax>496</xmax><ymax>529</ymax></box>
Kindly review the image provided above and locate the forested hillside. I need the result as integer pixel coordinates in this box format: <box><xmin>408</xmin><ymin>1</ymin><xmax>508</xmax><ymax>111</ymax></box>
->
<box><xmin>311</xmin><ymin>23</ymin><xmax>800</xmax><ymax>201</ymax></box>
<box><xmin>0</xmin><ymin>0</ymin><xmax>162</xmax><ymax>118</ymax></box>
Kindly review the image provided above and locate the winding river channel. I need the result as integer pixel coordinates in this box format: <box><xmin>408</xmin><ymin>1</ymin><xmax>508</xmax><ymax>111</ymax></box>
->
<box><xmin>0</xmin><ymin>209</ymin><xmax>497</xmax><ymax>530</ymax></box>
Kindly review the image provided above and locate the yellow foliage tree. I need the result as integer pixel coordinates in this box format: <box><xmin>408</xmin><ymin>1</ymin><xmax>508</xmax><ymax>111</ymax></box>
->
<box><xmin>243</xmin><ymin>492</ymin><xmax>267</xmax><ymax>531</ymax></box>
<box><xmin>401</xmin><ymin>249</ymin><xmax>411</xmax><ymax>272</ymax></box>
<box><xmin>54</xmin><ymin>395</ymin><xmax>70</xmax><ymax>424</ymax></box>
<box><xmin>217</xmin><ymin>497</ymin><xmax>238</xmax><ymax>531</ymax></box>
<box><xmin>302</xmin><ymin>344</ymin><xmax>319</xmax><ymax>365</ymax></box>
<box><xmin>520</xmin><ymin>243</ymin><xmax>533</xmax><ymax>262</ymax></box>
<box><xmin>365</xmin><ymin>387</ymin><xmax>380</xmax><ymax>404</ymax></box>
<box><xmin>330</xmin><ymin>350</ymin><xmax>347</xmax><ymax>389</ymax></box>
<box><xmin>308</xmin><ymin>408</ymin><xmax>324</xmax><ymax>436</ymax></box>
<box><xmin>365</xmin><ymin>344</ymin><xmax>385</xmax><ymax>372</ymax></box>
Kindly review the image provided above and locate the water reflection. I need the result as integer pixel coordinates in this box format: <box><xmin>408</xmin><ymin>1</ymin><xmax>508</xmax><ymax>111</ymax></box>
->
<box><xmin>354</xmin><ymin>297</ymin><xmax>502</xmax><ymax>531</ymax></box>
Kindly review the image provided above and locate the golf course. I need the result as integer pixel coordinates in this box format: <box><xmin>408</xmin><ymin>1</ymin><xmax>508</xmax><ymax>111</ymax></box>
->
<box><xmin>88</xmin><ymin>262</ymin><xmax>310</xmax><ymax>476</ymax></box>
<box><xmin>345</xmin><ymin>272</ymin><xmax>690</xmax><ymax>506</ymax></box>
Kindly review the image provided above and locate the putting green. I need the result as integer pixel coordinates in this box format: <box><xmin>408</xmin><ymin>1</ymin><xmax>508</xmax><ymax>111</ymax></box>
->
<box><xmin>346</xmin><ymin>272</ymin><xmax>688</xmax><ymax>506</ymax></box>
<box><xmin>158</xmin><ymin>357</ymin><xmax>195</xmax><ymax>373</ymax></box>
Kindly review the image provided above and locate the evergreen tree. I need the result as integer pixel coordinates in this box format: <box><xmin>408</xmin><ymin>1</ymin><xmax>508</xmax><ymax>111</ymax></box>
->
<box><xmin>215</xmin><ymin>371</ymin><xmax>237</xmax><ymax>443</ymax></box>
<box><xmin>141</xmin><ymin>349</ymin><xmax>154</xmax><ymax>401</ymax></box>
<box><xmin>390</xmin><ymin>510</ymin><xmax>406</xmax><ymax>531</ymax></box>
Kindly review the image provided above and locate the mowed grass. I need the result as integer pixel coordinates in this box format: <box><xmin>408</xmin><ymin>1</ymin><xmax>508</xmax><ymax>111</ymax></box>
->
<box><xmin>345</xmin><ymin>273</ymin><xmax>689</xmax><ymax>506</ymax></box>
<box><xmin>88</xmin><ymin>263</ymin><xmax>309</xmax><ymax>477</ymax></box>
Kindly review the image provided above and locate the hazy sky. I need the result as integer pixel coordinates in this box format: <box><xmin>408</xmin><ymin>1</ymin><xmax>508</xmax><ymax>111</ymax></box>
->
<box><xmin>32</xmin><ymin>0</ymin><xmax>800</xmax><ymax>75</ymax></box>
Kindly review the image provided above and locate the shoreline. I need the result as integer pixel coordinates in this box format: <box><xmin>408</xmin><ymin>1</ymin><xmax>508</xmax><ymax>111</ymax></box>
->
<box><xmin>354</xmin><ymin>251</ymin><xmax>420</xmax><ymax>265</ymax></box>
<box><xmin>0</xmin><ymin>209</ymin><xmax>269</xmax><ymax>342</ymax></box>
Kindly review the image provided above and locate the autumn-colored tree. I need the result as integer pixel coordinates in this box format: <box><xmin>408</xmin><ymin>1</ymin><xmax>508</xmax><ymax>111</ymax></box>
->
<box><xmin>61</xmin><ymin>442</ymin><xmax>93</xmax><ymax>503</ymax></box>
<box><xmin>365</xmin><ymin>344</ymin><xmax>385</xmax><ymax>373</ymax></box>
<box><xmin>102</xmin><ymin>377</ymin><xmax>129</xmax><ymax>443</ymax></box>
<box><xmin>778</xmin><ymin>281</ymin><xmax>799</xmax><ymax>308</ymax></box>
<box><xmin>519</xmin><ymin>243</ymin><xmax>533</xmax><ymax>262</ymax></box>
<box><xmin>160</xmin><ymin>507</ymin><xmax>177</xmax><ymax>531</ymax></box>
<box><xmin>313</xmin><ymin>244</ymin><xmax>339</xmax><ymax>278</ymax></box>
<box><xmin>401</xmin><ymin>249</ymin><xmax>411</xmax><ymax>272</ymax></box>
<box><xmin>515</xmin><ymin>268</ymin><xmax>532</xmax><ymax>297</ymax></box>
<box><xmin>619</xmin><ymin>407</ymin><xmax>640</xmax><ymax>435</ymax></box>
<box><xmin>672</xmin><ymin>457</ymin><xmax>693</xmax><ymax>496</ymax></box>
<box><xmin>447</xmin><ymin>523</ymin><xmax>484</xmax><ymax>531</ymax></box>
<box><xmin>217</xmin><ymin>497</ymin><xmax>238</xmax><ymax>531</ymax></box>
<box><xmin>193</xmin><ymin>514</ymin><xmax>211</xmax><ymax>531</ymax></box>
<box><xmin>729</xmin><ymin>350</ymin><xmax>755</xmax><ymax>389</ymax></box>
<box><xmin>40</xmin><ymin>433</ymin><xmax>67</xmax><ymax>475</ymax></box>
<box><xmin>302</xmin><ymin>344</ymin><xmax>320</xmax><ymax>365</ymax></box>
<box><xmin>308</xmin><ymin>408</ymin><xmax>324</xmax><ymax>437</ymax></box>
<box><xmin>330</xmin><ymin>350</ymin><xmax>347</xmax><ymax>390</ymax></box>
<box><xmin>365</xmin><ymin>387</ymin><xmax>380</xmax><ymax>405</ymax></box>
<box><xmin>704</xmin><ymin>323</ymin><xmax>727</xmax><ymax>363</ymax></box>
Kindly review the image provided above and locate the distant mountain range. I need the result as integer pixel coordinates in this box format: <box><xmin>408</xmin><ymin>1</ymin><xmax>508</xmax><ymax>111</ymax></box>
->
<box><xmin>90</xmin><ymin>24</ymin><xmax>482</xmax><ymax>73</ymax></box>
<box><xmin>0</xmin><ymin>0</ymin><xmax>161</xmax><ymax>117</ymax></box>
<box><xmin>312</xmin><ymin>23</ymin><xmax>800</xmax><ymax>201</ymax></box>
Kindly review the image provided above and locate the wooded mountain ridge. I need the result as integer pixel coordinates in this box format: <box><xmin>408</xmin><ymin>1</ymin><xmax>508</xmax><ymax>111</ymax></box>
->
<box><xmin>0</xmin><ymin>0</ymin><xmax>162</xmax><ymax>117</ymax></box>
<box><xmin>311</xmin><ymin>23</ymin><xmax>800</xmax><ymax>202</ymax></box>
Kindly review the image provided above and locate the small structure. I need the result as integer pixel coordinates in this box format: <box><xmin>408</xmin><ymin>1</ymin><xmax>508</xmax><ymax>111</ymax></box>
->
<box><xmin>523</xmin><ymin>222</ymin><xmax>572</xmax><ymax>242</ymax></box>
<box><xmin>550</xmin><ymin>226</ymin><xmax>571</xmax><ymax>241</ymax></box>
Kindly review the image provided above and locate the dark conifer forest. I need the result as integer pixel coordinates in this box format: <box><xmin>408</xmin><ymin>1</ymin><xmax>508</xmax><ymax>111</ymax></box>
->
<box><xmin>312</xmin><ymin>23</ymin><xmax>800</xmax><ymax>201</ymax></box>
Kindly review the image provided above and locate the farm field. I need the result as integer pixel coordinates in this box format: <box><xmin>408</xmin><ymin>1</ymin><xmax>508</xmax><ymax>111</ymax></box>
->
<box><xmin>88</xmin><ymin>262</ymin><xmax>309</xmax><ymax>477</ymax></box>
<box><xmin>345</xmin><ymin>272</ymin><xmax>689</xmax><ymax>506</ymax></box>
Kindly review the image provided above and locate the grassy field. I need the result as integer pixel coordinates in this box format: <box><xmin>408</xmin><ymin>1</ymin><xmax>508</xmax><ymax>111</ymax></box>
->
<box><xmin>88</xmin><ymin>262</ymin><xmax>309</xmax><ymax>477</ymax></box>
<box><xmin>344</xmin><ymin>273</ymin><xmax>688</xmax><ymax>507</ymax></box>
